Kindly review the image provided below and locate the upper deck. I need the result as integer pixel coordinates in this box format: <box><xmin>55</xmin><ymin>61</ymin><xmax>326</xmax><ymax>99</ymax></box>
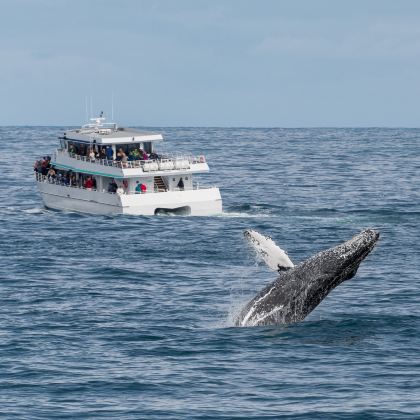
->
<box><xmin>53</xmin><ymin>114</ymin><xmax>210</xmax><ymax>178</ymax></box>
<box><xmin>52</xmin><ymin>148</ymin><xmax>210</xmax><ymax>179</ymax></box>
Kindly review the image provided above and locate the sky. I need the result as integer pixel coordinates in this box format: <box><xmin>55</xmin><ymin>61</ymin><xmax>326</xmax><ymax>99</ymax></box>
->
<box><xmin>2</xmin><ymin>0</ymin><xmax>420</xmax><ymax>126</ymax></box>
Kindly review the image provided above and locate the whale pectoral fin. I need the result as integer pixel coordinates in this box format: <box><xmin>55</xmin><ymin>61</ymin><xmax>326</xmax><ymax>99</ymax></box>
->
<box><xmin>244</xmin><ymin>229</ymin><xmax>295</xmax><ymax>272</ymax></box>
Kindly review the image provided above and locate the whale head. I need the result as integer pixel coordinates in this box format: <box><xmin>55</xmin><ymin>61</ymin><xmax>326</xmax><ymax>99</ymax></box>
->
<box><xmin>235</xmin><ymin>229</ymin><xmax>380</xmax><ymax>327</ymax></box>
<box><xmin>307</xmin><ymin>228</ymin><xmax>380</xmax><ymax>286</ymax></box>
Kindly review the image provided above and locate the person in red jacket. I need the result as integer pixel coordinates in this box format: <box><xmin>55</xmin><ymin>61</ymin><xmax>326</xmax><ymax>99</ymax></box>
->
<box><xmin>84</xmin><ymin>177</ymin><xmax>94</xmax><ymax>189</ymax></box>
<box><xmin>141</xmin><ymin>183</ymin><xmax>147</xmax><ymax>193</ymax></box>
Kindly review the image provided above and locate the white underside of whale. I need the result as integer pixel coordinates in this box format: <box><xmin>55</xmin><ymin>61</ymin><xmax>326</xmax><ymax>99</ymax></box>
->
<box><xmin>240</xmin><ymin>229</ymin><xmax>295</xmax><ymax>326</ymax></box>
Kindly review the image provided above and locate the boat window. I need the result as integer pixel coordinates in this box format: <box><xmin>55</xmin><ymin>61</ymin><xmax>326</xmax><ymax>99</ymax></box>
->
<box><xmin>67</xmin><ymin>141</ymin><xmax>88</xmax><ymax>156</ymax></box>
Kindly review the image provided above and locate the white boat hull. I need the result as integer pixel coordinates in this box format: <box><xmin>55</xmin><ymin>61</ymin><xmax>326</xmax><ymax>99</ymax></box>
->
<box><xmin>37</xmin><ymin>181</ymin><xmax>222</xmax><ymax>216</ymax></box>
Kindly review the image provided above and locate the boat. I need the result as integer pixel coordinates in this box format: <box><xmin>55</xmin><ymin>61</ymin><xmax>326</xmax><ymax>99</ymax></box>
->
<box><xmin>34</xmin><ymin>114</ymin><xmax>222</xmax><ymax>216</ymax></box>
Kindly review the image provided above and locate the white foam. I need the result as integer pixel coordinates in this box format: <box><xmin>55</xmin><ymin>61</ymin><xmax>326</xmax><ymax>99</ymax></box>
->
<box><xmin>23</xmin><ymin>207</ymin><xmax>46</xmax><ymax>214</ymax></box>
<box><xmin>219</xmin><ymin>211</ymin><xmax>273</xmax><ymax>218</ymax></box>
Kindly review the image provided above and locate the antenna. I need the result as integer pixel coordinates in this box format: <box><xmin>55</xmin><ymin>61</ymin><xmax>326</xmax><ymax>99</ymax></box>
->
<box><xmin>85</xmin><ymin>96</ymin><xmax>88</xmax><ymax>122</ymax></box>
<box><xmin>111</xmin><ymin>92</ymin><xmax>114</xmax><ymax>121</ymax></box>
<box><xmin>90</xmin><ymin>96</ymin><xmax>93</xmax><ymax>118</ymax></box>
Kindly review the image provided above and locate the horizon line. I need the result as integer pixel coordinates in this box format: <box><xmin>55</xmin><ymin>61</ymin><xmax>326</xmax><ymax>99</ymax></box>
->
<box><xmin>1</xmin><ymin>124</ymin><xmax>420</xmax><ymax>129</ymax></box>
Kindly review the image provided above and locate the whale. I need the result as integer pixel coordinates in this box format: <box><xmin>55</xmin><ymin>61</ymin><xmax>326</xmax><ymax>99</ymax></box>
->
<box><xmin>235</xmin><ymin>229</ymin><xmax>379</xmax><ymax>327</ymax></box>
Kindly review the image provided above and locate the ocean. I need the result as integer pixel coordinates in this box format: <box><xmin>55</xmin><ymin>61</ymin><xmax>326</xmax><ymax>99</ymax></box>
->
<box><xmin>0</xmin><ymin>127</ymin><xmax>419</xmax><ymax>418</ymax></box>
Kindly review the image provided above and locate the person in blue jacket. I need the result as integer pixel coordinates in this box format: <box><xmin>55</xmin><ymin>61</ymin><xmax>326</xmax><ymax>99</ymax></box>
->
<box><xmin>106</xmin><ymin>146</ymin><xmax>113</xmax><ymax>161</ymax></box>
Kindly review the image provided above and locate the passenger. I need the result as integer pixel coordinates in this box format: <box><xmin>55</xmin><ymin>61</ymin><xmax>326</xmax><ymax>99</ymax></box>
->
<box><xmin>116</xmin><ymin>148</ymin><xmax>128</xmax><ymax>166</ymax></box>
<box><xmin>47</xmin><ymin>167</ymin><xmax>56</xmax><ymax>180</ymax></box>
<box><xmin>177</xmin><ymin>177</ymin><xmax>185</xmax><ymax>191</ymax></box>
<box><xmin>106</xmin><ymin>146</ymin><xmax>113</xmax><ymax>161</ymax></box>
<box><xmin>141</xmin><ymin>183</ymin><xmax>147</xmax><ymax>193</ymax></box>
<box><xmin>84</xmin><ymin>176</ymin><xmax>94</xmax><ymax>189</ymax></box>
<box><xmin>108</xmin><ymin>180</ymin><xmax>118</xmax><ymax>193</ymax></box>
<box><xmin>88</xmin><ymin>149</ymin><xmax>95</xmax><ymax>161</ymax></box>
<box><xmin>41</xmin><ymin>158</ymin><xmax>48</xmax><ymax>176</ymax></box>
<box><xmin>116</xmin><ymin>148</ymin><xmax>123</xmax><ymax>161</ymax></box>
<box><xmin>121</xmin><ymin>152</ymin><xmax>128</xmax><ymax>167</ymax></box>
<box><xmin>130</xmin><ymin>148</ymin><xmax>140</xmax><ymax>160</ymax></box>
<box><xmin>135</xmin><ymin>181</ymin><xmax>141</xmax><ymax>194</ymax></box>
<box><xmin>142</xmin><ymin>151</ymin><xmax>149</xmax><ymax>161</ymax></box>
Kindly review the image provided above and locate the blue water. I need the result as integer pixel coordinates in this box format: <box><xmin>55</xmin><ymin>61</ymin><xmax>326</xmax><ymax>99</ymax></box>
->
<box><xmin>0</xmin><ymin>127</ymin><xmax>419</xmax><ymax>418</ymax></box>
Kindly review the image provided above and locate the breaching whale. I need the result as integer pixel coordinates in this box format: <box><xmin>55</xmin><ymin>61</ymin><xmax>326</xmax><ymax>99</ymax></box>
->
<box><xmin>235</xmin><ymin>229</ymin><xmax>379</xmax><ymax>327</ymax></box>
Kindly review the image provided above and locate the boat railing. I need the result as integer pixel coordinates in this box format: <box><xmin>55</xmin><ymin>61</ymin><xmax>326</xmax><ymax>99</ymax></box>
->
<box><xmin>35</xmin><ymin>172</ymin><xmax>214</xmax><ymax>195</ymax></box>
<box><xmin>55</xmin><ymin>149</ymin><xmax>206</xmax><ymax>171</ymax></box>
<box><xmin>35</xmin><ymin>172</ymin><xmax>103</xmax><ymax>192</ymax></box>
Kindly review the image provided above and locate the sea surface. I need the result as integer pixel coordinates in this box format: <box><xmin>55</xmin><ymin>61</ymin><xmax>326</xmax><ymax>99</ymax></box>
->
<box><xmin>0</xmin><ymin>127</ymin><xmax>419</xmax><ymax>419</ymax></box>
